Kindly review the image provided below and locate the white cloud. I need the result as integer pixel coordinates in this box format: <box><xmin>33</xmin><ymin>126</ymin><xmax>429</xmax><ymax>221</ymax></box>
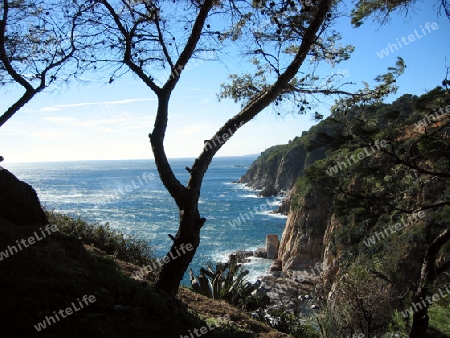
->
<box><xmin>45</xmin><ymin>115</ymin><xmax>153</xmax><ymax>127</ymax></box>
<box><xmin>38</xmin><ymin>98</ymin><xmax>157</xmax><ymax>112</ymax></box>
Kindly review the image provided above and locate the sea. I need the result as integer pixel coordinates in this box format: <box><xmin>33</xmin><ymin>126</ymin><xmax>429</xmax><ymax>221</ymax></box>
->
<box><xmin>6</xmin><ymin>156</ymin><xmax>287</xmax><ymax>286</ymax></box>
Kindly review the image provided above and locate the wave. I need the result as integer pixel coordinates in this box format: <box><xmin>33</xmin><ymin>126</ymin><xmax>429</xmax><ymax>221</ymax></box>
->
<box><xmin>259</xmin><ymin>210</ymin><xmax>288</xmax><ymax>218</ymax></box>
<box><xmin>238</xmin><ymin>194</ymin><xmax>260</xmax><ymax>198</ymax></box>
<box><xmin>233</xmin><ymin>182</ymin><xmax>262</xmax><ymax>192</ymax></box>
<box><xmin>241</xmin><ymin>257</ymin><xmax>272</xmax><ymax>282</ymax></box>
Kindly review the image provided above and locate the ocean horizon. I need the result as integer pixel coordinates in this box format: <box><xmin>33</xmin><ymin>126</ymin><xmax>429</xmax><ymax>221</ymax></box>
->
<box><xmin>5</xmin><ymin>154</ymin><xmax>261</xmax><ymax>165</ymax></box>
<box><xmin>5</xmin><ymin>155</ymin><xmax>287</xmax><ymax>286</ymax></box>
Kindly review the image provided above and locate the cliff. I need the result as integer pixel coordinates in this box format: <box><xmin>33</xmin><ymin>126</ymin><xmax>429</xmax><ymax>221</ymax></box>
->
<box><xmin>238</xmin><ymin>119</ymin><xmax>341</xmax><ymax>204</ymax></box>
<box><xmin>239</xmin><ymin>89</ymin><xmax>450</xmax><ymax>335</ymax></box>
<box><xmin>278</xmin><ymin>183</ymin><xmax>332</xmax><ymax>272</ymax></box>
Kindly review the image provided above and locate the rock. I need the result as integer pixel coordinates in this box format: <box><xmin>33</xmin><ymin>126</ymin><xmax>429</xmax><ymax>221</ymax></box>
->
<box><xmin>0</xmin><ymin>169</ymin><xmax>48</xmax><ymax>227</ymax></box>
<box><xmin>266</xmin><ymin>234</ymin><xmax>279</xmax><ymax>259</ymax></box>
<box><xmin>253</xmin><ymin>247</ymin><xmax>267</xmax><ymax>258</ymax></box>
<box><xmin>258</xmin><ymin>184</ymin><xmax>278</xmax><ymax>197</ymax></box>
<box><xmin>197</xmin><ymin>275</ymin><xmax>212</xmax><ymax>298</ymax></box>
<box><xmin>230</xmin><ymin>250</ymin><xmax>253</xmax><ymax>263</ymax></box>
<box><xmin>260</xmin><ymin>275</ymin><xmax>302</xmax><ymax>313</ymax></box>
<box><xmin>252</xmin><ymin>287</ymin><xmax>271</xmax><ymax>307</ymax></box>
<box><xmin>269</xmin><ymin>259</ymin><xmax>282</xmax><ymax>272</ymax></box>
<box><xmin>311</xmin><ymin>304</ymin><xmax>319</xmax><ymax>309</ymax></box>
<box><xmin>275</xmin><ymin>194</ymin><xmax>291</xmax><ymax>215</ymax></box>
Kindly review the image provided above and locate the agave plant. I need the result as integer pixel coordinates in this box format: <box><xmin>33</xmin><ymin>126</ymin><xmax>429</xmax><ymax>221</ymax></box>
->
<box><xmin>189</xmin><ymin>254</ymin><xmax>266</xmax><ymax>310</ymax></box>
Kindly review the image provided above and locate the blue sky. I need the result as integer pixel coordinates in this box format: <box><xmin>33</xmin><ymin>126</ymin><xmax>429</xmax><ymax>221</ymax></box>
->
<box><xmin>1</xmin><ymin>1</ymin><xmax>449</xmax><ymax>163</ymax></box>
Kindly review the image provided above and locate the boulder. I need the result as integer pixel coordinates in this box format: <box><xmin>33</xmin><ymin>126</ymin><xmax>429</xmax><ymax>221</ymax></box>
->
<box><xmin>253</xmin><ymin>247</ymin><xmax>267</xmax><ymax>258</ymax></box>
<box><xmin>266</xmin><ymin>234</ymin><xmax>279</xmax><ymax>259</ymax></box>
<box><xmin>257</xmin><ymin>184</ymin><xmax>278</xmax><ymax>197</ymax></box>
<box><xmin>0</xmin><ymin>168</ymin><xmax>48</xmax><ymax>227</ymax></box>
<box><xmin>231</xmin><ymin>250</ymin><xmax>253</xmax><ymax>263</ymax></box>
<box><xmin>269</xmin><ymin>259</ymin><xmax>282</xmax><ymax>272</ymax></box>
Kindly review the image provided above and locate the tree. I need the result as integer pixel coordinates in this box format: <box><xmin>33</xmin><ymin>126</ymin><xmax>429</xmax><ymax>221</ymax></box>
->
<box><xmin>322</xmin><ymin>263</ymin><xmax>396</xmax><ymax>337</ymax></box>
<box><xmin>86</xmin><ymin>0</ymin><xmax>404</xmax><ymax>296</ymax></box>
<box><xmin>0</xmin><ymin>0</ymin><xmax>91</xmax><ymax>127</ymax></box>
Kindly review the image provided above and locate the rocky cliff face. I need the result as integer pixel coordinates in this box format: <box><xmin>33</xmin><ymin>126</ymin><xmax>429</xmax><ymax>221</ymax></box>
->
<box><xmin>238</xmin><ymin>121</ymin><xmax>339</xmax><ymax>265</ymax></box>
<box><xmin>238</xmin><ymin>140</ymin><xmax>306</xmax><ymax>197</ymax></box>
<box><xmin>278</xmin><ymin>185</ymin><xmax>333</xmax><ymax>272</ymax></box>
<box><xmin>238</xmin><ymin>128</ymin><xmax>331</xmax><ymax>200</ymax></box>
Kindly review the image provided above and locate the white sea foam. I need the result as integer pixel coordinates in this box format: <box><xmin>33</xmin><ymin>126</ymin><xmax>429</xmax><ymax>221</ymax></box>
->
<box><xmin>241</xmin><ymin>257</ymin><xmax>272</xmax><ymax>282</ymax></box>
<box><xmin>233</xmin><ymin>183</ymin><xmax>262</xmax><ymax>192</ymax></box>
<box><xmin>211</xmin><ymin>250</ymin><xmax>232</xmax><ymax>263</ymax></box>
<box><xmin>239</xmin><ymin>194</ymin><xmax>260</xmax><ymax>198</ymax></box>
<box><xmin>259</xmin><ymin>210</ymin><xmax>288</xmax><ymax>218</ymax></box>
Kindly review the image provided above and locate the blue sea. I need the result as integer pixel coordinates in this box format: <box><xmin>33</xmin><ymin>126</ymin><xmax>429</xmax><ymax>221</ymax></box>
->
<box><xmin>6</xmin><ymin>156</ymin><xmax>287</xmax><ymax>286</ymax></box>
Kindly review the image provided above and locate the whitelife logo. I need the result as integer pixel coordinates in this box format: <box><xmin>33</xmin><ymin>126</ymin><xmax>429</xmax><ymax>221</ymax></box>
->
<box><xmin>227</xmin><ymin>196</ymin><xmax>279</xmax><ymax>228</ymax></box>
<box><xmin>363</xmin><ymin>211</ymin><xmax>425</xmax><ymax>247</ymax></box>
<box><xmin>179</xmin><ymin>314</ymin><xmax>230</xmax><ymax>338</ymax></box>
<box><xmin>203</xmin><ymin>121</ymin><xmax>245</xmax><ymax>152</ymax></box>
<box><xmin>97</xmin><ymin>172</ymin><xmax>156</xmax><ymax>206</ymax></box>
<box><xmin>0</xmin><ymin>224</ymin><xmax>58</xmax><ymax>261</ymax></box>
<box><xmin>401</xmin><ymin>285</ymin><xmax>450</xmax><ymax>318</ymax></box>
<box><xmin>414</xmin><ymin>104</ymin><xmax>450</xmax><ymax>132</ymax></box>
<box><xmin>325</xmin><ymin>140</ymin><xmax>388</xmax><ymax>177</ymax></box>
<box><xmin>34</xmin><ymin>295</ymin><xmax>96</xmax><ymax>331</ymax></box>
<box><xmin>132</xmin><ymin>242</ymin><xmax>194</xmax><ymax>279</ymax></box>
<box><xmin>376</xmin><ymin>22</ymin><xmax>439</xmax><ymax>58</ymax></box>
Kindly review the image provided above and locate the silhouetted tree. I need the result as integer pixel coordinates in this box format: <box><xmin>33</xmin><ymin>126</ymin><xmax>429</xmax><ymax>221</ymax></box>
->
<box><xmin>86</xmin><ymin>0</ymin><xmax>406</xmax><ymax>296</ymax></box>
<box><xmin>0</xmin><ymin>0</ymin><xmax>91</xmax><ymax>126</ymax></box>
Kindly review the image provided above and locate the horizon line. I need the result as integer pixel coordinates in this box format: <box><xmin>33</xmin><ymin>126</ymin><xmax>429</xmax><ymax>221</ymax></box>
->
<box><xmin>4</xmin><ymin>154</ymin><xmax>259</xmax><ymax>165</ymax></box>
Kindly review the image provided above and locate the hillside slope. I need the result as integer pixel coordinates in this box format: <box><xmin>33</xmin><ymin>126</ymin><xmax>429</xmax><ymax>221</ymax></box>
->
<box><xmin>0</xmin><ymin>214</ymin><xmax>289</xmax><ymax>338</ymax></box>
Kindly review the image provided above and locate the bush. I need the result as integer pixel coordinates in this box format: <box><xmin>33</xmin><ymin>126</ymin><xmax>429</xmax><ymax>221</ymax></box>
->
<box><xmin>262</xmin><ymin>309</ymin><xmax>320</xmax><ymax>338</ymax></box>
<box><xmin>45</xmin><ymin>209</ymin><xmax>154</xmax><ymax>266</ymax></box>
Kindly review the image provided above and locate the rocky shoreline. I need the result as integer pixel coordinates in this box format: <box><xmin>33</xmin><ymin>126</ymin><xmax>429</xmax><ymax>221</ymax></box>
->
<box><xmin>229</xmin><ymin>250</ymin><xmax>321</xmax><ymax>316</ymax></box>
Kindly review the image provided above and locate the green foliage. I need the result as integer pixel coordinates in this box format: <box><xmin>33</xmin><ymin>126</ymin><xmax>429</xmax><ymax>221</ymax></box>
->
<box><xmin>320</xmin><ymin>263</ymin><xmax>397</xmax><ymax>336</ymax></box>
<box><xmin>263</xmin><ymin>309</ymin><xmax>320</xmax><ymax>338</ymax></box>
<box><xmin>387</xmin><ymin>310</ymin><xmax>409</xmax><ymax>337</ymax></box>
<box><xmin>45</xmin><ymin>209</ymin><xmax>154</xmax><ymax>266</ymax></box>
<box><xmin>351</xmin><ymin>0</ymin><xmax>415</xmax><ymax>27</ymax></box>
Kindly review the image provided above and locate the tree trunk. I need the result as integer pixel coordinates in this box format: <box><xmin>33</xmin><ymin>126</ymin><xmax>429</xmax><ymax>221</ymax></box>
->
<box><xmin>154</xmin><ymin>204</ymin><xmax>205</xmax><ymax>295</ymax></box>
<box><xmin>152</xmin><ymin>0</ymin><xmax>333</xmax><ymax>296</ymax></box>
<box><xmin>409</xmin><ymin>308</ymin><xmax>429</xmax><ymax>338</ymax></box>
<box><xmin>409</xmin><ymin>227</ymin><xmax>450</xmax><ymax>338</ymax></box>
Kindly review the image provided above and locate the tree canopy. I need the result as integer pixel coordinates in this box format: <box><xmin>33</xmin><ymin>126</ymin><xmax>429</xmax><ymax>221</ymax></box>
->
<box><xmin>0</xmin><ymin>0</ymin><xmax>96</xmax><ymax>126</ymax></box>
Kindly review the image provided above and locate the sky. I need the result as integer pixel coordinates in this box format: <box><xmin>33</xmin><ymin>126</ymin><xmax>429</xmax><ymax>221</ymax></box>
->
<box><xmin>1</xmin><ymin>0</ymin><xmax>449</xmax><ymax>163</ymax></box>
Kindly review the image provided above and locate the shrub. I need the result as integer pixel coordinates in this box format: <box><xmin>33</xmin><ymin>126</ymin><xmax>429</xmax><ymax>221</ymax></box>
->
<box><xmin>45</xmin><ymin>209</ymin><xmax>154</xmax><ymax>266</ymax></box>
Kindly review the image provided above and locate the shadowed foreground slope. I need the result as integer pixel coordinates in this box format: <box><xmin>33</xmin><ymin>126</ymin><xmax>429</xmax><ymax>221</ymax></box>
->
<box><xmin>0</xmin><ymin>214</ymin><xmax>288</xmax><ymax>338</ymax></box>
